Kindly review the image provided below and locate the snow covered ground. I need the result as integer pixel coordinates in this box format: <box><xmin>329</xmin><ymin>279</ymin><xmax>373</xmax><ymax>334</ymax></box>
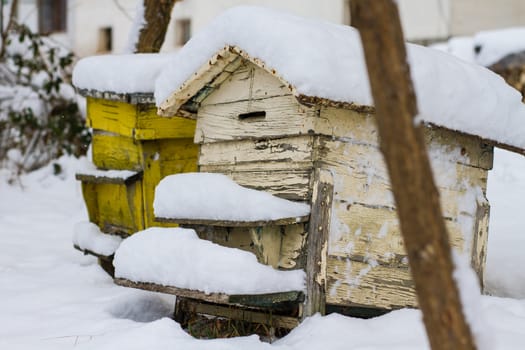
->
<box><xmin>1</xmin><ymin>152</ymin><xmax>525</xmax><ymax>349</ymax></box>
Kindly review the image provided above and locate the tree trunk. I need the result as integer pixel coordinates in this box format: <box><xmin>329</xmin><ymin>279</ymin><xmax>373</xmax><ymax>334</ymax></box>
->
<box><xmin>135</xmin><ymin>0</ymin><xmax>179</xmax><ymax>53</ymax></box>
<box><xmin>350</xmin><ymin>1</ymin><xmax>477</xmax><ymax>349</ymax></box>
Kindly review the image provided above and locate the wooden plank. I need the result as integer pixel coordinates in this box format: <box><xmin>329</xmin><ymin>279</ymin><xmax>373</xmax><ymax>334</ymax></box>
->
<box><xmin>470</xmin><ymin>198</ymin><xmax>490</xmax><ymax>289</ymax></box>
<box><xmin>75</xmin><ymin>171</ymin><xmax>143</xmax><ymax>185</ymax></box>
<box><xmin>424</xmin><ymin>126</ymin><xmax>494</xmax><ymax>170</ymax></box>
<box><xmin>316</xmin><ymin>106</ymin><xmax>379</xmax><ymax>145</ymax></box>
<box><xmin>329</xmin><ymin>202</ymin><xmax>476</xmax><ymax>267</ymax></box>
<box><xmin>73</xmin><ymin>244</ymin><xmax>113</xmax><ymax>260</ymax></box>
<box><xmin>198</xmin><ymin>165</ymin><xmax>312</xmax><ymax>201</ymax></box>
<box><xmin>198</xmin><ymin>135</ymin><xmax>314</xmax><ymax>166</ymax></box>
<box><xmin>87</xmin><ymin>98</ymin><xmax>138</xmax><ymax>138</ymax></box>
<box><xmin>323</xmin><ymin>164</ymin><xmax>487</xmax><ymax>220</ymax></box>
<box><xmin>184</xmin><ymin>300</ymin><xmax>300</xmax><ymax>329</ymax></box>
<box><xmin>114</xmin><ymin>278</ymin><xmax>303</xmax><ymax>312</ymax></box>
<box><xmin>91</xmin><ymin>130</ymin><xmax>143</xmax><ymax>171</ymax></box>
<box><xmin>202</xmin><ymin>61</ymin><xmax>291</xmax><ymax>106</ymax></box>
<box><xmin>326</xmin><ymin>256</ymin><xmax>417</xmax><ymax>309</ymax></box>
<box><xmin>229</xmin><ymin>291</ymin><xmax>304</xmax><ymax>309</ymax></box>
<box><xmin>279</xmin><ymin>224</ymin><xmax>308</xmax><ymax>270</ymax></box>
<box><xmin>304</xmin><ymin>169</ymin><xmax>333</xmax><ymax>317</ymax></box>
<box><xmin>248</xmin><ymin>223</ymin><xmax>308</xmax><ymax>270</ymax></box>
<box><xmin>94</xmin><ymin>180</ymin><xmax>144</xmax><ymax>235</ymax></box>
<box><xmin>88</xmin><ymin>98</ymin><xmax>197</xmax><ymax>141</ymax></box>
<box><xmin>135</xmin><ymin>105</ymin><xmax>197</xmax><ymax>140</ymax></box>
<box><xmin>114</xmin><ymin>278</ymin><xmax>230</xmax><ymax>304</ymax></box>
<box><xmin>141</xmin><ymin>139</ymin><xmax>198</xmax><ymax>228</ymax></box>
<box><xmin>317</xmin><ymin>138</ymin><xmax>489</xmax><ymax>195</ymax></box>
<box><xmin>156</xmin><ymin>215</ymin><xmax>309</xmax><ymax>227</ymax></box>
<box><xmin>249</xmin><ymin>225</ymin><xmax>283</xmax><ymax>268</ymax></box>
<box><xmin>194</xmin><ymin>95</ymin><xmax>318</xmax><ymax>144</ymax></box>
<box><xmin>80</xmin><ymin>182</ymin><xmax>99</xmax><ymax>224</ymax></box>
<box><xmin>316</xmin><ymin>108</ymin><xmax>493</xmax><ymax>170</ymax></box>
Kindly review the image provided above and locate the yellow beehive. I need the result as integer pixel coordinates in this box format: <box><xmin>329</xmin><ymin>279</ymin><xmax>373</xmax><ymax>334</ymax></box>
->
<box><xmin>77</xmin><ymin>93</ymin><xmax>198</xmax><ymax>236</ymax></box>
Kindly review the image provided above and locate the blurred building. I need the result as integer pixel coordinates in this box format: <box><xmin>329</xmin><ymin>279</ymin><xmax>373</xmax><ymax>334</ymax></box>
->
<box><xmin>16</xmin><ymin>0</ymin><xmax>525</xmax><ymax>57</ymax></box>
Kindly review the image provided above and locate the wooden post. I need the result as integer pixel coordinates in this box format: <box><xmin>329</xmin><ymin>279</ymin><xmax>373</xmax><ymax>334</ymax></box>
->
<box><xmin>351</xmin><ymin>1</ymin><xmax>477</xmax><ymax>349</ymax></box>
<box><xmin>304</xmin><ymin>169</ymin><xmax>333</xmax><ymax>317</ymax></box>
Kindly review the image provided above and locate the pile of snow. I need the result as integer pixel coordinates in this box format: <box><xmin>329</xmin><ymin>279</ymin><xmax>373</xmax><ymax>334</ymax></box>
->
<box><xmin>73</xmin><ymin>221</ymin><xmax>123</xmax><ymax>256</ymax></box>
<box><xmin>114</xmin><ymin>227</ymin><xmax>305</xmax><ymax>294</ymax></box>
<box><xmin>453</xmin><ymin>252</ymin><xmax>492</xmax><ymax>350</ymax></box>
<box><xmin>154</xmin><ymin>6</ymin><xmax>525</xmax><ymax>150</ymax></box>
<box><xmin>72</xmin><ymin>53</ymin><xmax>174</xmax><ymax>94</ymax></box>
<box><xmin>154</xmin><ymin>172</ymin><xmax>310</xmax><ymax>221</ymax></box>
<box><xmin>486</xmin><ymin>148</ymin><xmax>525</xmax><ymax>298</ymax></box>
<box><xmin>432</xmin><ymin>27</ymin><xmax>525</xmax><ymax>67</ymax></box>
<box><xmin>4</xmin><ymin>153</ymin><xmax>525</xmax><ymax>349</ymax></box>
<box><xmin>474</xmin><ymin>27</ymin><xmax>525</xmax><ymax>67</ymax></box>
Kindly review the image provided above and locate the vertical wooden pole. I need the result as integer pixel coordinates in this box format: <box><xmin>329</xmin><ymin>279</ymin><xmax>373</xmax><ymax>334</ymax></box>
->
<box><xmin>351</xmin><ymin>1</ymin><xmax>477</xmax><ymax>349</ymax></box>
<box><xmin>304</xmin><ymin>169</ymin><xmax>333</xmax><ymax>317</ymax></box>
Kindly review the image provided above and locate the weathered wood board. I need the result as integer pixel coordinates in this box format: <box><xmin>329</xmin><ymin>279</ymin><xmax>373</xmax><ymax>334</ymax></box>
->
<box><xmin>80</xmin><ymin>179</ymin><xmax>144</xmax><ymax>235</ymax></box>
<box><xmin>304</xmin><ymin>169</ymin><xmax>333</xmax><ymax>317</ymax></box>
<box><xmin>91</xmin><ymin>130</ymin><xmax>143</xmax><ymax>171</ymax></box>
<box><xmin>195</xmin><ymin>95</ymin><xmax>318</xmax><ymax>144</ymax></box>
<box><xmin>141</xmin><ymin>138</ymin><xmax>199</xmax><ymax>228</ymax></box>
<box><xmin>198</xmin><ymin>135</ymin><xmax>315</xmax><ymax>166</ymax></box>
<box><xmin>87</xmin><ymin>97</ymin><xmax>196</xmax><ymax>140</ymax></box>
<box><xmin>317</xmin><ymin>107</ymin><xmax>493</xmax><ymax>170</ymax></box>
<box><xmin>199</xmin><ymin>165</ymin><xmax>312</xmax><ymax>201</ymax></box>
<box><xmin>326</xmin><ymin>256</ymin><xmax>417</xmax><ymax>309</ymax></box>
<box><xmin>329</xmin><ymin>202</ymin><xmax>475</xmax><ymax>267</ymax></box>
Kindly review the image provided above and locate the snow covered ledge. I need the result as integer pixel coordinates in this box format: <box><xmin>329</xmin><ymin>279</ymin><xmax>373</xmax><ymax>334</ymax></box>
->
<box><xmin>73</xmin><ymin>222</ymin><xmax>123</xmax><ymax>257</ymax></box>
<box><xmin>113</xmin><ymin>227</ymin><xmax>306</xmax><ymax>295</ymax></box>
<box><xmin>153</xmin><ymin>173</ymin><xmax>311</xmax><ymax>225</ymax></box>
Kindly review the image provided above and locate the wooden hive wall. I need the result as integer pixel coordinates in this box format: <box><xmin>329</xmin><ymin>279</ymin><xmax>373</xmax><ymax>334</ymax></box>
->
<box><xmin>196</xmin><ymin>60</ymin><xmax>318</xmax><ymax>201</ymax></box>
<box><xmin>316</xmin><ymin>107</ymin><xmax>493</xmax><ymax>309</ymax></box>
<box><xmin>193</xmin><ymin>60</ymin><xmax>314</xmax><ymax>269</ymax></box>
<box><xmin>82</xmin><ymin>97</ymin><xmax>199</xmax><ymax>234</ymax></box>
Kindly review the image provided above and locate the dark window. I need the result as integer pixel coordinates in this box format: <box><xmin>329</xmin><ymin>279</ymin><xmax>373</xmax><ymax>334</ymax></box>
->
<box><xmin>97</xmin><ymin>27</ymin><xmax>113</xmax><ymax>52</ymax></box>
<box><xmin>175</xmin><ymin>19</ymin><xmax>191</xmax><ymax>46</ymax></box>
<box><xmin>38</xmin><ymin>0</ymin><xmax>67</xmax><ymax>34</ymax></box>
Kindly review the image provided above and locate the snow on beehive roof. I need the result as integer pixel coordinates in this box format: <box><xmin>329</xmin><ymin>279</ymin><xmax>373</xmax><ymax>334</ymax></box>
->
<box><xmin>155</xmin><ymin>6</ymin><xmax>525</xmax><ymax>152</ymax></box>
<box><xmin>73</xmin><ymin>53</ymin><xmax>174</xmax><ymax>94</ymax></box>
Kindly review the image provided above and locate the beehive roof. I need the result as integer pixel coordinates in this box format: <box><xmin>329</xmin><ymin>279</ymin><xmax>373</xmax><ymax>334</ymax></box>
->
<box><xmin>73</xmin><ymin>53</ymin><xmax>172</xmax><ymax>101</ymax></box>
<box><xmin>155</xmin><ymin>6</ymin><xmax>525</xmax><ymax>153</ymax></box>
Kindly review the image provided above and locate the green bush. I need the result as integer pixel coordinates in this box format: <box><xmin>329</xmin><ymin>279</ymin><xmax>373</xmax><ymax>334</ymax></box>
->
<box><xmin>0</xmin><ymin>23</ymin><xmax>90</xmax><ymax>174</ymax></box>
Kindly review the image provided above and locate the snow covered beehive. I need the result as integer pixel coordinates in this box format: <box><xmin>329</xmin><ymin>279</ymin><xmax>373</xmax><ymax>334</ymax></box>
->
<box><xmin>72</xmin><ymin>54</ymin><xmax>199</xmax><ymax>237</ymax></box>
<box><xmin>150</xmin><ymin>7</ymin><xmax>525</xmax><ymax>314</ymax></box>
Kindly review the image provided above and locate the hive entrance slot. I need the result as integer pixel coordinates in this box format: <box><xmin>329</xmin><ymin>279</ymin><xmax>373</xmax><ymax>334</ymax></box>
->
<box><xmin>238</xmin><ymin>111</ymin><xmax>266</xmax><ymax>121</ymax></box>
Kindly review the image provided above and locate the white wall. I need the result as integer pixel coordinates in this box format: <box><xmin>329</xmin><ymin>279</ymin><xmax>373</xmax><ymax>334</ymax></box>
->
<box><xmin>168</xmin><ymin>0</ymin><xmax>346</xmax><ymax>50</ymax></box>
<box><xmin>450</xmin><ymin>0</ymin><xmax>525</xmax><ymax>36</ymax></box>
<box><xmin>69</xmin><ymin>0</ymin><xmax>138</xmax><ymax>57</ymax></box>
<box><xmin>397</xmin><ymin>0</ymin><xmax>451</xmax><ymax>41</ymax></box>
